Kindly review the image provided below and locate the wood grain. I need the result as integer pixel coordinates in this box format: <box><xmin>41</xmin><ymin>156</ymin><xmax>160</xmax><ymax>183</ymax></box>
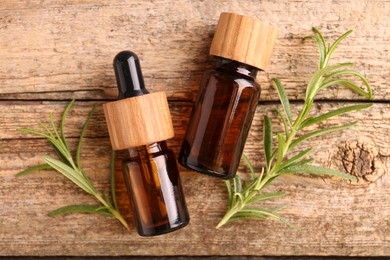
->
<box><xmin>0</xmin><ymin>101</ymin><xmax>389</xmax><ymax>255</ymax></box>
<box><xmin>0</xmin><ymin>0</ymin><xmax>389</xmax><ymax>256</ymax></box>
<box><xmin>103</xmin><ymin>92</ymin><xmax>174</xmax><ymax>149</ymax></box>
<box><xmin>209</xmin><ymin>12</ymin><xmax>277</xmax><ymax>70</ymax></box>
<box><xmin>0</xmin><ymin>0</ymin><xmax>388</xmax><ymax>101</ymax></box>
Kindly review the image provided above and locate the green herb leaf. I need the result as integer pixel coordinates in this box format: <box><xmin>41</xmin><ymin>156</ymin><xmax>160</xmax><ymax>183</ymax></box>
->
<box><xmin>321</xmin><ymin>79</ymin><xmax>372</xmax><ymax>99</ymax></box>
<box><xmin>110</xmin><ymin>150</ymin><xmax>119</xmax><ymax>211</ymax></box>
<box><xmin>43</xmin><ymin>156</ymin><xmax>96</xmax><ymax>195</ymax></box>
<box><xmin>275</xmin><ymin>133</ymin><xmax>285</xmax><ymax>166</ymax></box>
<box><xmin>17</xmin><ymin>128</ymin><xmax>51</xmax><ymax>139</ymax></box>
<box><xmin>233</xmin><ymin>175</ymin><xmax>242</xmax><ymax>194</ymax></box>
<box><xmin>322</xmin><ymin>69</ymin><xmax>373</xmax><ymax>99</ymax></box>
<box><xmin>273</xmin><ymin>78</ymin><xmax>293</xmax><ymax>125</ymax></box>
<box><xmin>279</xmin><ymin>148</ymin><xmax>312</xmax><ymax>170</ymax></box>
<box><xmin>300</xmin><ymin>103</ymin><xmax>372</xmax><ymax>129</ymax></box>
<box><xmin>276</xmin><ymin>108</ymin><xmax>289</xmax><ymax>138</ymax></box>
<box><xmin>263</xmin><ymin>116</ymin><xmax>273</xmax><ymax>167</ymax></box>
<box><xmin>241</xmin><ymin>208</ymin><xmax>298</xmax><ymax>230</ymax></box>
<box><xmin>225</xmin><ymin>180</ymin><xmax>233</xmax><ymax>209</ymax></box>
<box><xmin>16</xmin><ymin>163</ymin><xmax>52</xmax><ymax>176</ymax></box>
<box><xmin>49</xmin><ymin>205</ymin><xmax>112</xmax><ymax>217</ymax></box>
<box><xmin>279</xmin><ymin>164</ymin><xmax>356</xmax><ymax>181</ymax></box>
<box><xmin>49</xmin><ymin>113</ymin><xmax>62</xmax><ymax>141</ymax></box>
<box><xmin>246</xmin><ymin>192</ymin><xmax>286</xmax><ymax>205</ymax></box>
<box><xmin>228</xmin><ymin>211</ymin><xmax>268</xmax><ymax>222</ymax></box>
<box><xmin>290</xmin><ymin>121</ymin><xmax>357</xmax><ymax>149</ymax></box>
<box><xmin>305</xmin><ymin>63</ymin><xmax>353</xmax><ymax>101</ymax></box>
<box><xmin>305</xmin><ymin>34</ymin><xmax>326</xmax><ymax>68</ymax></box>
<box><xmin>76</xmin><ymin>104</ymin><xmax>96</xmax><ymax>170</ymax></box>
<box><xmin>312</xmin><ymin>27</ymin><xmax>327</xmax><ymax>68</ymax></box>
<box><xmin>60</xmin><ymin>99</ymin><xmax>75</xmax><ymax>151</ymax></box>
<box><xmin>323</xmin><ymin>29</ymin><xmax>353</xmax><ymax>67</ymax></box>
<box><xmin>242</xmin><ymin>154</ymin><xmax>255</xmax><ymax>180</ymax></box>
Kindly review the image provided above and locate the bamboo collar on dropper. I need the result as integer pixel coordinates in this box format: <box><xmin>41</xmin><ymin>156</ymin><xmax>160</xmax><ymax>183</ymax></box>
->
<box><xmin>103</xmin><ymin>51</ymin><xmax>174</xmax><ymax>150</ymax></box>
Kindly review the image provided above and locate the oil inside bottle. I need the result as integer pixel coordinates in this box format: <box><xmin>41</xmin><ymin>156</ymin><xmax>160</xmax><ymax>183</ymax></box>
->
<box><xmin>179</xmin><ymin>59</ymin><xmax>260</xmax><ymax>179</ymax></box>
<box><xmin>123</xmin><ymin>141</ymin><xmax>189</xmax><ymax>236</ymax></box>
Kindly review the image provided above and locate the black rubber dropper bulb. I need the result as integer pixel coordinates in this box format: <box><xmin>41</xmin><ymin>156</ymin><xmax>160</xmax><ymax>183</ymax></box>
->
<box><xmin>113</xmin><ymin>51</ymin><xmax>150</xmax><ymax>99</ymax></box>
<box><xmin>105</xmin><ymin>50</ymin><xmax>190</xmax><ymax>236</ymax></box>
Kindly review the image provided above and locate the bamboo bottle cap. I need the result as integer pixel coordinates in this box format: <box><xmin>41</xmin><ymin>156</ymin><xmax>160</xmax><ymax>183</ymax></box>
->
<box><xmin>103</xmin><ymin>91</ymin><xmax>174</xmax><ymax>150</ymax></box>
<box><xmin>103</xmin><ymin>51</ymin><xmax>174</xmax><ymax>150</ymax></box>
<box><xmin>209</xmin><ymin>12</ymin><xmax>277</xmax><ymax>70</ymax></box>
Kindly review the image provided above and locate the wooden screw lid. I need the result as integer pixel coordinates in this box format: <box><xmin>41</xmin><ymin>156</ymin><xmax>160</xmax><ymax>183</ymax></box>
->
<box><xmin>209</xmin><ymin>12</ymin><xmax>277</xmax><ymax>70</ymax></box>
<box><xmin>103</xmin><ymin>91</ymin><xmax>174</xmax><ymax>150</ymax></box>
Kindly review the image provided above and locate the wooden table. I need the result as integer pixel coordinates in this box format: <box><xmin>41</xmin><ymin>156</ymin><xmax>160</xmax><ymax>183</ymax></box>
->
<box><xmin>0</xmin><ymin>0</ymin><xmax>389</xmax><ymax>256</ymax></box>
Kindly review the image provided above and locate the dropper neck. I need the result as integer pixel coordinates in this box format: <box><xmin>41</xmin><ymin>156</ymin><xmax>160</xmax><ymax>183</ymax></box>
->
<box><xmin>216</xmin><ymin>57</ymin><xmax>259</xmax><ymax>79</ymax></box>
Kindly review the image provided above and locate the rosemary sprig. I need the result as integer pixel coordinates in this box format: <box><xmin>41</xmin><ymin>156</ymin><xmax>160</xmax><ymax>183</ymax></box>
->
<box><xmin>17</xmin><ymin>100</ymin><xmax>129</xmax><ymax>230</ymax></box>
<box><xmin>217</xmin><ymin>27</ymin><xmax>374</xmax><ymax>229</ymax></box>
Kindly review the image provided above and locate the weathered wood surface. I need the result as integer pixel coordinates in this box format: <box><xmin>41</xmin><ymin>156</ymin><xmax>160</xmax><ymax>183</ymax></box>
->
<box><xmin>1</xmin><ymin>102</ymin><xmax>389</xmax><ymax>256</ymax></box>
<box><xmin>0</xmin><ymin>0</ymin><xmax>389</xmax><ymax>101</ymax></box>
<box><xmin>0</xmin><ymin>0</ymin><xmax>389</xmax><ymax>257</ymax></box>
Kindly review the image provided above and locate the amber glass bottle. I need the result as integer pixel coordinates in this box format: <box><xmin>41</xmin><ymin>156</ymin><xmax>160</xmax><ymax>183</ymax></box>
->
<box><xmin>179</xmin><ymin>12</ymin><xmax>277</xmax><ymax>179</ymax></box>
<box><xmin>123</xmin><ymin>141</ymin><xmax>188</xmax><ymax>236</ymax></box>
<box><xmin>179</xmin><ymin>58</ymin><xmax>260</xmax><ymax>179</ymax></box>
<box><xmin>103</xmin><ymin>51</ymin><xmax>189</xmax><ymax>236</ymax></box>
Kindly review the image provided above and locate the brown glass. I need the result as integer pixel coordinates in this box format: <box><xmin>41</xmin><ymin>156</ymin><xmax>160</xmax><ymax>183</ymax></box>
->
<box><xmin>179</xmin><ymin>58</ymin><xmax>260</xmax><ymax>179</ymax></box>
<box><xmin>122</xmin><ymin>141</ymin><xmax>189</xmax><ymax>236</ymax></box>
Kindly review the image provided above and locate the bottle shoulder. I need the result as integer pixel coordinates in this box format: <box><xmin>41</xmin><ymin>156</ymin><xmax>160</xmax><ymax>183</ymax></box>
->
<box><xmin>203</xmin><ymin>69</ymin><xmax>261</xmax><ymax>90</ymax></box>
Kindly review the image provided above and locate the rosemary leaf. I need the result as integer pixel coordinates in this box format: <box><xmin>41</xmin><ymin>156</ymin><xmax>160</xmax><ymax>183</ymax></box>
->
<box><xmin>246</xmin><ymin>192</ymin><xmax>286</xmax><ymax>205</ymax></box>
<box><xmin>304</xmin><ymin>35</ymin><xmax>326</xmax><ymax>68</ymax></box>
<box><xmin>241</xmin><ymin>208</ymin><xmax>298</xmax><ymax>230</ymax></box>
<box><xmin>275</xmin><ymin>108</ymin><xmax>289</xmax><ymax>138</ymax></box>
<box><xmin>275</xmin><ymin>133</ymin><xmax>285</xmax><ymax>166</ymax></box>
<box><xmin>263</xmin><ymin>116</ymin><xmax>273</xmax><ymax>168</ymax></box>
<box><xmin>273</xmin><ymin>78</ymin><xmax>293</xmax><ymax>124</ymax></box>
<box><xmin>279</xmin><ymin>164</ymin><xmax>356</xmax><ymax>181</ymax></box>
<box><xmin>49</xmin><ymin>205</ymin><xmax>112</xmax><ymax>217</ymax></box>
<box><xmin>233</xmin><ymin>175</ymin><xmax>242</xmax><ymax>194</ymax></box>
<box><xmin>300</xmin><ymin>103</ymin><xmax>372</xmax><ymax>129</ymax></box>
<box><xmin>322</xmin><ymin>30</ymin><xmax>353</xmax><ymax>67</ymax></box>
<box><xmin>225</xmin><ymin>180</ymin><xmax>233</xmax><ymax>209</ymax></box>
<box><xmin>241</xmin><ymin>155</ymin><xmax>255</xmax><ymax>182</ymax></box>
<box><xmin>60</xmin><ymin>99</ymin><xmax>75</xmax><ymax>150</ymax></box>
<box><xmin>322</xmin><ymin>69</ymin><xmax>373</xmax><ymax>99</ymax></box>
<box><xmin>321</xmin><ymin>79</ymin><xmax>372</xmax><ymax>98</ymax></box>
<box><xmin>279</xmin><ymin>148</ymin><xmax>313</xmax><ymax>170</ymax></box>
<box><xmin>305</xmin><ymin>62</ymin><xmax>353</xmax><ymax>101</ymax></box>
<box><xmin>76</xmin><ymin>104</ymin><xmax>97</xmax><ymax>170</ymax></box>
<box><xmin>17</xmin><ymin>128</ymin><xmax>51</xmax><ymax>139</ymax></box>
<box><xmin>16</xmin><ymin>163</ymin><xmax>51</xmax><ymax>177</ymax></box>
<box><xmin>289</xmin><ymin>121</ymin><xmax>357</xmax><ymax>149</ymax></box>
<box><xmin>312</xmin><ymin>27</ymin><xmax>327</xmax><ymax>68</ymax></box>
<box><xmin>110</xmin><ymin>150</ymin><xmax>119</xmax><ymax>211</ymax></box>
<box><xmin>43</xmin><ymin>156</ymin><xmax>96</xmax><ymax>195</ymax></box>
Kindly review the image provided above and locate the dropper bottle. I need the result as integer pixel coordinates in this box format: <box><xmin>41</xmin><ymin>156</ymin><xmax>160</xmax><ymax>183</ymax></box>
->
<box><xmin>179</xmin><ymin>12</ymin><xmax>277</xmax><ymax>179</ymax></box>
<box><xmin>103</xmin><ymin>51</ymin><xmax>189</xmax><ymax>236</ymax></box>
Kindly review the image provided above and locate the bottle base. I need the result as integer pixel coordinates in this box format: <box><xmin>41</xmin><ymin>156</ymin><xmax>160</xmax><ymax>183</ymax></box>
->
<box><xmin>138</xmin><ymin>217</ymin><xmax>190</xmax><ymax>237</ymax></box>
<box><xmin>179</xmin><ymin>158</ymin><xmax>234</xmax><ymax>180</ymax></box>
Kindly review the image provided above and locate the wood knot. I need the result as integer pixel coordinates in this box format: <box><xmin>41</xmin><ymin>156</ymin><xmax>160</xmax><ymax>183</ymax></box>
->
<box><xmin>332</xmin><ymin>140</ymin><xmax>386</xmax><ymax>184</ymax></box>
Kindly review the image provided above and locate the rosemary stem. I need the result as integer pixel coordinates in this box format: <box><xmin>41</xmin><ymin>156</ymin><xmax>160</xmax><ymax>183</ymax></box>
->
<box><xmin>282</xmin><ymin>128</ymin><xmax>297</xmax><ymax>156</ymax></box>
<box><xmin>95</xmin><ymin>193</ymin><xmax>129</xmax><ymax>230</ymax></box>
<box><xmin>216</xmin><ymin>203</ymin><xmax>243</xmax><ymax>229</ymax></box>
